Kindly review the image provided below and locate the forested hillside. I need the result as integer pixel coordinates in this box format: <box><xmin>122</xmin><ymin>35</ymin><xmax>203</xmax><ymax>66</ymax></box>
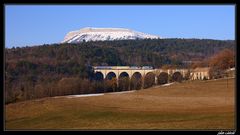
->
<box><xmin>5</xmin><ymin>38</ymin><xmax>235</xmax><ymax>103</ymax></box>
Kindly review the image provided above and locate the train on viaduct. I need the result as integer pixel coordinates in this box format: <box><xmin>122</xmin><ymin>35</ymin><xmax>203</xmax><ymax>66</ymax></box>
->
<box><xmin>93</xmin><ymin>66</ymin><xmax>210</xmax><ymax>87</ymax></box>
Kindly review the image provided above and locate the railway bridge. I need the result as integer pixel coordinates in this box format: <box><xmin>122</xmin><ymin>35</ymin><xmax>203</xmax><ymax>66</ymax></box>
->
<box><xmin>93</xmin><ymin>66</ymin><xmax>210</xmax><ymax>89</ymax></box>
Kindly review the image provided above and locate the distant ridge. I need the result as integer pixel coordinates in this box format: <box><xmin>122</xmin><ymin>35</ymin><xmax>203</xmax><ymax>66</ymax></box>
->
<box><xmin>62</xmin><ymin>27</ymin><xmax>161</xmax><ymax>43</ymax></box>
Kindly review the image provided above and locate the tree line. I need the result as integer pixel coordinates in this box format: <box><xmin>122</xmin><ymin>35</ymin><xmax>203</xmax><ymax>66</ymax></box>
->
<box><xmin>5</xmin><ymin>38</ymin><xmax>235</xmax><ymax>104</ymax></box>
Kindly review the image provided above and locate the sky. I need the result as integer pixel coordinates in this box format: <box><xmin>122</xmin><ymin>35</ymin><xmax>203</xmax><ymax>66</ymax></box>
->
<box><xmin>5</xmin><ymin>5</ymin><xmax>235</xmax><ymax>48</ymax></box>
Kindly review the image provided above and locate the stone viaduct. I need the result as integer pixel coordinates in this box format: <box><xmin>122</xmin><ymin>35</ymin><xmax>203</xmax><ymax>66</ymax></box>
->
<box><xmin>93</xmin><ymin>66</ymin><xmax>210</xmax><ymax>86</ymax></box>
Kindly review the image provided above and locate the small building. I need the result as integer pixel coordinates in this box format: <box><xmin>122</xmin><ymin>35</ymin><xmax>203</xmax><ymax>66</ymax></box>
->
<box><xmin>190</xmin><ymin>67</ymin><xmax>210</xmax><ymax>80</ymax></box>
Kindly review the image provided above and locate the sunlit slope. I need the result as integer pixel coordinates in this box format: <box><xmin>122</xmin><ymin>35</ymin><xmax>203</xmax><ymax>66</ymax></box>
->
<box><xmin>6</xmin><ymin>78</ymin><xmax>235</xmax><ymax>130</ymax></box>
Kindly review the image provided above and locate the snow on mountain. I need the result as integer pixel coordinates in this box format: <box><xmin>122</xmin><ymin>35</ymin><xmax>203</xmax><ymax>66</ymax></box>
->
<box><xmin>62</xmin><ymin>27</ymin><xmax>161</xmax><ymax>43</ymax></box>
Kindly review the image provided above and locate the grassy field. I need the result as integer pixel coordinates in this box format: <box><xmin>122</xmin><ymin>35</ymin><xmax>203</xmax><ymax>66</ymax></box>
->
<box><xmin>5</xmin><ymin>78</ymin><xmax>235</xmax><ymax>130</ymax></box>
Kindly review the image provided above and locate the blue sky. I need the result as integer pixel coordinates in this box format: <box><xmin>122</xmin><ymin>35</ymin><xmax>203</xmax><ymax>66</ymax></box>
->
<box><xmin>5</xmin><ymin>5</ymin><xmax>235</xmax><ymax>48</ymax></box>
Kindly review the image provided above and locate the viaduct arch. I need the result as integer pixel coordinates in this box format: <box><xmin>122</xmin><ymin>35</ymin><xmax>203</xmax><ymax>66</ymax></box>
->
<box><xmin>94</xmin><ymin>66</ymin><xmax>210</xmax><ymax>80</ymax></box>
<box><xmin>93</xmin><ymin>66</ymin><xmax>194</xmax><ymax>89</ymax></box>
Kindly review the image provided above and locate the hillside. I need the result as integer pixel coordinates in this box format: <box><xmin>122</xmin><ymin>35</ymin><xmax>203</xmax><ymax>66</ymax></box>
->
<box><xmin>5</xmin><ymin>78</ymin><xmax>235</xmax><ymax>129</ymax></box>
<box><xmin>5</xmin><ymin>38</ymin><xmax>235</xmax><ymax>103</ymax></box>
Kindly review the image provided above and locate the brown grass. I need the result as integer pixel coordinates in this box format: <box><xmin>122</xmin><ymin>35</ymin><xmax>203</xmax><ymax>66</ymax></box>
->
<box><xmin>5</xmin><ymin>78</ymin><xmax>235</xmax><ymax>130</ymax></box>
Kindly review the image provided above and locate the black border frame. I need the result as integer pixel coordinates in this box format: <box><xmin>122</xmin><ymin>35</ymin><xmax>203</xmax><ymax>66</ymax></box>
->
<box><xmin>1</xmin><ymin>1</ymin><xmax>239</xmax><ymax>135</ymax></box>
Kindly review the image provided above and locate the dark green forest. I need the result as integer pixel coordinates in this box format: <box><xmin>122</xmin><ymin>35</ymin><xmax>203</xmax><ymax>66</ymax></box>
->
<box><xmin>5</xmin><ymin>38</ymin><xmax>235</xmax><ymax>104</ymax></box>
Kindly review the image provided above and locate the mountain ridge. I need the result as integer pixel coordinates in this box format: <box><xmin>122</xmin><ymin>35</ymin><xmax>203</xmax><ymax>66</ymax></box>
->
<box><xmin>62</xmin><ymin>27</ymin><xmax>161</xmax><ymax>43</ymax></box>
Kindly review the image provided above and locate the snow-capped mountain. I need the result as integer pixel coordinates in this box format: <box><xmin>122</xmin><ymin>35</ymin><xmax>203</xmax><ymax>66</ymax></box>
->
<box><xmin>62</xmin><ymin>27</ymin><xmax>161</xmax><ymax>43</ymax></box>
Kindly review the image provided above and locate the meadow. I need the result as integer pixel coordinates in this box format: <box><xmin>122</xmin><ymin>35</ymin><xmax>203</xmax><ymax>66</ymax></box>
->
<box><xmin>5</xmin><ymin>78</ymin><xmax>235</xmax><ymax>130</ymax></box>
